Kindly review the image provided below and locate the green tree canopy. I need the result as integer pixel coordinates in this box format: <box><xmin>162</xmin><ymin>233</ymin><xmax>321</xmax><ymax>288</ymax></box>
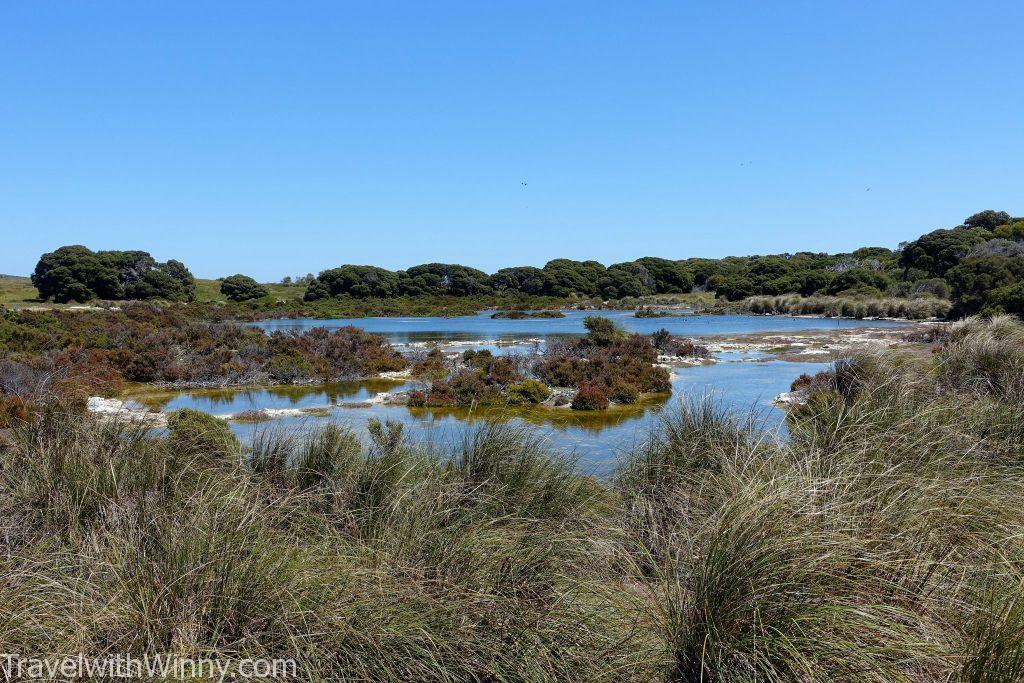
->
<box><xmin>963</xmin><ymin>210</ymin><xmax>1013</xmax><ymax>231</ymax></box>
<box><xmin>541</xmin><ymin>259</ymin><xmax>605</xmax><ymax>297</ymax></box>
<box><xmin>899</xmin><ymin>226</ymin><xmax>993</xmax><ymax>278</ymax></box>
<box><xmin>398</xmin><ymin>263</ymin><xmax>493</xmax><ymax>296</ymax></box>
<box><xmin>220</xmin><ymin>274</ymin><xmax>268</xmax><ymax>301</ymax></box>
<box><xmin>490</xmin><ymin>266</ymin><xmax>549</xmax><ymax>295</ymax></box>
<box><xmin>31</xmin><ymin>246</ymin><xmax>195</xmax><ymax>303</ymax></box>
<box><xmin>304</xmin><ymin>265</ymin><xmax>401</xmax><ymax>300</ymax></box>
<box><xmin>947</xmin><ymin>255</ymin><xmax>1024</xmax><ymax>316</ymax></box>
<box><xmin>632</xmin><ymin>257</ymin><xmax>695</xmax><ymax>293</ymax></box>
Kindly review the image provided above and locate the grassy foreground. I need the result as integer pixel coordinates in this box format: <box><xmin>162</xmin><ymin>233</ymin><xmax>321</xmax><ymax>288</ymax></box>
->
<box><xmin>1</xmin><ymin>317</ymin><xmax>1023</xmax><ymax>680</ymax></box>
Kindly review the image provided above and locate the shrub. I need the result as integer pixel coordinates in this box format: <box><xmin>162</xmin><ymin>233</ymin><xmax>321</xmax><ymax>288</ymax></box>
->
<box><xmin>608</xmin><ymin>380</ymin><xmax>639</xmax><ymax>404</ymax></box>
<box><xmin>582</xmin><ymin>315</ymin><xmax>624</xmax><ymax>345</ymax></box>
<box><xmin>219</xmin><ymin>274</ymin><xmax>268</xmax><ymax>301</ymax></box>
<box><xmin>0</xmin><ymin>395</ymin><xmax>31</xmax><ymax>428</ymax></box>
<box><xmin>571</xmin><ymin>383</ymin><xmax>609</xmax><ymax>410</ymax></box>
<box><xmin>505</xmin><ymin>379</ymin><xmax>550</xmax><ymax>405</ymax></box>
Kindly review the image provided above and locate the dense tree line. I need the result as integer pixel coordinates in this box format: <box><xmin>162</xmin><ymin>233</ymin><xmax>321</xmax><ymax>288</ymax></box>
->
<box><xmin>29</xmin><ymin>209</ymin><xmax>1024</xmax><ymax>317</ymax></box>
<box><xmin>31</xmin><ymin>246</ymin><xmax>196</xmax><ymax>303</ymax></box>
<box><xmin>303</xmin><ymin>258</ymin><xmax>696</xmax><ymax>302</ymax></box>
<box><xmin>301</xmin><ymin>209</ymin><xmax>1023</xmax><ymax>317</ymax></box>
<box><xmin>899</xmin><ymin>211</ymin><xmax>1024</xmax><ymax>316</ymax></box>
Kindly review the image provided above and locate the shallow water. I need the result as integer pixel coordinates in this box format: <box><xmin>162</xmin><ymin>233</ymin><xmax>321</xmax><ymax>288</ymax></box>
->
<box><xmin>132</xmin><ymin>355</ymin><xmax>829</xmax><ymax>476</ymax></box>
<box><xmin>135</xmin><ymin>314</ymin><xmax>905</xmax><ymax>474</ymax></box>
<box><xmin>254</xmin><ymin>310</ymin><xmax>907</xmax><ymax>346</ymax></box>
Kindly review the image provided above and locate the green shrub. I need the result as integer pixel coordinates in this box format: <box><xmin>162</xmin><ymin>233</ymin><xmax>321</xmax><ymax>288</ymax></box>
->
<box><xmin>505</xmin><ymin>379</ymin><xmax>551</xmax><ymax>405</ymax></box>
<box><xmin>608</xmin><ymin>380</ymin><xmax>639</xmax><ymax>404</ymax></box>
<box><xmin>219</xmin><ymin>273</ymin><xmax>268</xmax><ymax>301</ymax></box>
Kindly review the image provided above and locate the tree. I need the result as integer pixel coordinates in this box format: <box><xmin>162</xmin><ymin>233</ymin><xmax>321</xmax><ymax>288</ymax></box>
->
<box><xmin>598</xmin><ymin>267</ymin><xmax>651</xmax><ymax>299</ymax></box>
<box><xmin>899</xmin><ymin>226</ymin><xmax>992</xmax><ymax>278</ymax></box>
<box><xmin>707</xmin><ymin>268</ymin><xmax>756</xmax><ymax>300</ymax></box>
<box><xmin>31</xmin><ymin>246</ymin><xmax>195</xmax><ymax>303</ymax></box>
<box><xmin>947</xmin><ymin>255</ymin><xmax>1024</xmax><ymax>315</ymax></box>
<box><xmin>305</xmin><ymin>265</ymin><xmax>401</xmax><ymax>300</ymax></box>
<box><xmin>490</xmin><ymin>266</ymin><xmax>549</xmax><ymax>295</ymax></box>
<box><xmin>963</xmin><ymin>210</ymin><xmax>1012</xmax><ymax>231</ymax></box>
<box><xmin>398</xmin><ymin>263</ymin><xmax>492</xmax><ymax>296</ymax></box>
<box><xmin>993</xmin><ymin>221</ymin><xmax>1024</xmax><ymax>241</ymax></box>
<box><xmin>986</xmin><ymin>280</ymin><xmax>1024</xmax><ymax>316</ymax></box>
<box><xmin>541</xmin><ymin>259</ymin><xmax>605</xmax><ymax>297</ymax></box>
<box><xmin>220</xmin><ymin>274</ymin><xmax>268</xmax><ymax>301</ymax></box>
<box><xmin>633</xmin><ymin>257</ymin><xmax>695</xmax><ymax>293</ymax></box>
<box><xmin>827</xmin><ymin>268</ymin><xmax>893</xmax><ymax>295</ymax></box>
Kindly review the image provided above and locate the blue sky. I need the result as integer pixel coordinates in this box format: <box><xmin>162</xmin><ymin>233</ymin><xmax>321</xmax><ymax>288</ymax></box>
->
<box><xmin>1</xmin><ymin>2</ymin><xmax>1021</xmax><ymax>281</ymax></box>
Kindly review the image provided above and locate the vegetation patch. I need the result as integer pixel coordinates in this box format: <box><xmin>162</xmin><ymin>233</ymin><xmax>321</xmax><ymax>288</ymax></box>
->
<box><xmin>0</xmin><ymin>304</ymin><xmax>407</xmax><ymax>390</ymax></box>
<box><xmin>490</xmin><ymin>309</ymin><xmax>566</xmax><ymax>319</ymax></box>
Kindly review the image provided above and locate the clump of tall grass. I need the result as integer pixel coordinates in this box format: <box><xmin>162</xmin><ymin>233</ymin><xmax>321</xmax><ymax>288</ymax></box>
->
<box><xmin>939</xmin><ymin>314</ymin><xmax>1024</xmax><ymax>399</ymax></box>
<box><xmin>0</xmin><ymin>409</ymin><xmax>654</xmax><ymax>681</ymax></box>
<box><xmin>746</xmin><ymin>293</ymin><xmax>952</xmax><ymax>319</ymax></box>
<box><xmin>616</xmin><ymin>316</ymin><xmax>1024</xmax><ymax>680</ymax></box>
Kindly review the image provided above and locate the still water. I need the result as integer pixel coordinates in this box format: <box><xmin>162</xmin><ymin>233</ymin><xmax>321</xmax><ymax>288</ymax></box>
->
<box><xmin>134</xmin><ymin>314</ymin><xmax>903</xmax><ymax>475</ymax></box>
<box><xmin>255</xmin><ymin>310</ymin><xmax>907</xmax><ymax>346</ymax></box>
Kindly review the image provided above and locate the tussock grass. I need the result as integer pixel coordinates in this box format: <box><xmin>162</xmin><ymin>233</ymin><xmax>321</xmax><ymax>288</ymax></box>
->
<box><xmin>1</xmin><ymin>316</ymin><xmax>1023</xmax><ymax>679</ymax></box>
<box><xmin>746</xmin><ymin>294</ymin><xmax>952</xmax><ymax>319</ymax></box>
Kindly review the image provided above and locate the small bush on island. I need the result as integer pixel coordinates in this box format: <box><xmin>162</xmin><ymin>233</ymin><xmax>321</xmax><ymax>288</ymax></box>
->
<box><xmin>219</xmin><ymin>273</ymin><xmax>268</xmax><ymax>301</ymax></box>
<box><xmin>634</xmin><ymin>306</ymin><xmax>674</xmax><ymax>318</ymax></box>
<box><xmin>506</xmin><ymin>379</ymin><xmax>551</xmax><ymax>405</ymax></box>
<box><xmin>651</xmin><ymin>328</ymin><xmax>710</xmax><ymax>357</ymax></box>
<box><xmin>490</xmin><ymin>309</ymin><xmax>566</xmax><ymax>319</ymax></box>
<box><xmin>406</xmin><ymin>318</ymin><xmax>670</xmax><ymax>410</ymax></box>
<box><xmin>533</xmin><ymin>317</ymin><xmax>671</xmax><ymax>409</ymax></box>
<box><xmin>410</xmin><ymin>349</ymin><xmax>528</xmax><ymax>408</ymax></box>
<box><xmin>570</xmin><ymin>383</ymin><xmax>610</xmax><ymax>410</ymax></box>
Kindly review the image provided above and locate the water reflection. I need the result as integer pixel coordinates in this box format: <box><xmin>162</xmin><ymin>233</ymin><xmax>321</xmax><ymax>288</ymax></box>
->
<box><xmin>130</xmin><ymin>356</ymin><xmax>828</xmax><ymax>476</ymax></box>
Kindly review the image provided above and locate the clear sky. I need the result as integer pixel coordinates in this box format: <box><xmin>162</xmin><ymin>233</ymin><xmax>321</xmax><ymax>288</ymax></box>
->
<box><xmin>1</xmin><ymin>2</ymin><xmax>1021</xmax><ymax>281</ymax></box>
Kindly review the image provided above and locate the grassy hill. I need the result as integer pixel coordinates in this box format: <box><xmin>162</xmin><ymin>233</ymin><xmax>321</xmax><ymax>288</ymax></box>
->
<box><xmin>0</xmin><ymin>275</ymin><xmax>41</xmax><ymax>307</ymax></box>
<box><xmin>1</xmin><ymin>275</ymin><xmax>306</xmax><ymax>308</ymax></box>
<box><xmin>193</xmin><ymin>278</ymin><xmax>306</xmax><ymax>304</ymax></box>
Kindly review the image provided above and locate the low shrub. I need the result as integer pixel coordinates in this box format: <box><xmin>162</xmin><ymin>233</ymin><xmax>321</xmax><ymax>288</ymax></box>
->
<box><xmin>506</xmin><ymin>379</ymin><xmax>551</xmax><ymax>405</ymax></box>
<box><xmin>571</xmin><ymin>383</ymin><xmax>610</xmax><ymax>410</ymax></box>
<box><xmin>534</xmin><ymin>317</ymin><xmax>671</xmax><ymax>408</ymax></box>
<box><xmin>0</xmin><ymin>306</ymin><xmax>407</xmax><ymax>387</ymax></box>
